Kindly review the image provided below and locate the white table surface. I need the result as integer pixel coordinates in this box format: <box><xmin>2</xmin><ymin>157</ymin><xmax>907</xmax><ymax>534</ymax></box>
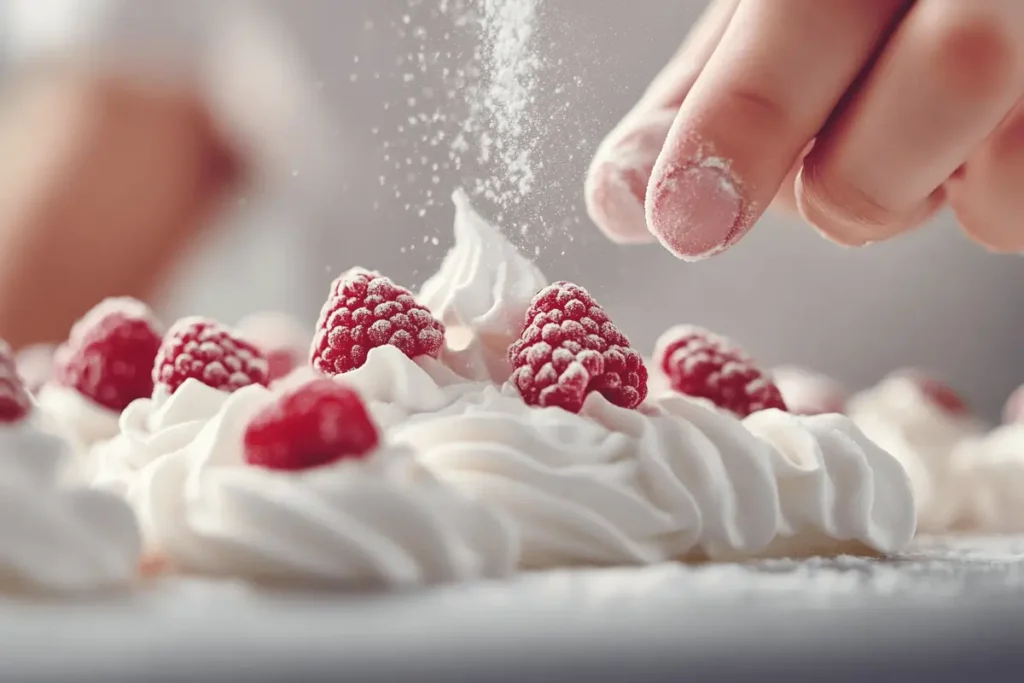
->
<box><xmin>5</xmin><ymin>535</ymin><xmax>1024</xmax><ymax>682</ymax></box>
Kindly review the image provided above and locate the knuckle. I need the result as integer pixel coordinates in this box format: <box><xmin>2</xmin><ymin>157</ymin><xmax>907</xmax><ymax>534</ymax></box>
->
<box><xmin>927</xmin><ymin>14</ymin><xmax>1020</xmax><ymax>102</ymax></box>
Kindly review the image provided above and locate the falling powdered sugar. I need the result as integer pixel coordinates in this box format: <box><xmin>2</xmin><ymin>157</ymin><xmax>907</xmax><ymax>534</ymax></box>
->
<box><xmin>472</xmin><ymin>0</ymin><xmax>542</xmax><ymax>202</ymax></box>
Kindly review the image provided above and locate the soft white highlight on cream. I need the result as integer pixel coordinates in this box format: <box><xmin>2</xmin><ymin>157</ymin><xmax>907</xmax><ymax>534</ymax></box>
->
<box><xmin>947</xmin><ymin>425</ymin><xmax>1024</xmax><ymax>533</ymax></box>
<box><xmin>88</xmin><ymin>379</ymin><xmax>233</xmax><ymax>495</ymax></box>
<box><xmin>36</xmin><ymin>384</ymin><xmax>120</xmax><ymax>457</ymax></box>
<box><xmin>0</xmin><ymin>417</ymin><xmax>141</xmax><ymax>592</ymax></box>
<box><xmin>848</xmin><ymin>375</ymin><xmax>985</xmax><ymax>532</ymax></box>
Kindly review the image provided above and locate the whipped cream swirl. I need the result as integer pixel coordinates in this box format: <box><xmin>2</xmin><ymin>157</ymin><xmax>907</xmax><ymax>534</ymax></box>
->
<box><xmin>129</xmin><ymin>383</ymin><xmax>518</xmax><ymax>586</ymax></box>
<box><xmin>0</xmin><ymin>418</ymin><xmax>142</xmax><ymax>591</ymax></box>
<box><xmin>35</xmin><ymin>384</ymin><xmax>120</xmax><ymax>456</ymax></box>
<box><xmin>418</xmin><ymin>190</ymin><xmax>548</xmax><ymax>383</ymax></box>
<box><xmin>396</xmin><ymin>388</ymin><xmax>916</xmax><ymax>567</ymax></box>
<box><xmin>338</xmin><ymin>345</ymin><xmax>493</xmax><ymax>429</ymax></box>
<box><xmin>848</xmin><ymin>375</ymin><xmax>984</xmax><ymax>532</ymax></box>
<box><xmin>88</xmin><ymin>379</ymin><xmax>234</xmax><ymax>494</ymax></box>
<box><xmin>947</xmin><ymin>425</ymin><xmax>1024</xmax><ymax>533</ymax></box>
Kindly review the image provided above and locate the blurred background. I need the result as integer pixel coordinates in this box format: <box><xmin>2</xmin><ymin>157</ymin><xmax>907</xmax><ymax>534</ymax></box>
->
<box><xmin>1</xmin><ymin>0</ymin><xmax>1022</xmax><ymax>418</ymax></box>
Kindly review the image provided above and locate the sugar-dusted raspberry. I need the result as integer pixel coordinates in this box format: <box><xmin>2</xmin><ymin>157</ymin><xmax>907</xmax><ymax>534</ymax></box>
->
<box><xmin>51</xmin><ymin>297</ymin><xmax>163</xmax><ymax>412</ymax></box>
<box><xmin>897</xmin><ymin>369</ymin><xmax>968</xmax><ymax>416</ymax></box>
<box><xmin>0</xmin><ymin>341</ymin><xmax>31</xmax><ymax>424</ymax></box>
<box><xmin>654</xmin><ymin>325</ymin><xmax>786</xmax><ymax>417</ymax></box>
<box><xmin>244</xmin><ymin>378</ymin><xmax>379</xmax><ymax>471</ymax></box>
<box><xmin>771</xmin><ymin>365</ymin><xmax>847</xmax><ymax>416</ymax></box>
<box><xmin>311</xmin><ymin>268</ymin><xmax>445</xmax><ymax>375</ymax></box>
<box><xmin>508</xmin><ymin>281</ymin><xmax>647</xmax><ymax>413</ymax></box>
<box><xmin>153</xmin><ymin>317</ymin><xmax>269</xmax><ymax>396</ymax></box>
<box><xmin>1003</xmin><ymin>384</ymin><xmax>1024</xmax><ymax>424</ymax></box>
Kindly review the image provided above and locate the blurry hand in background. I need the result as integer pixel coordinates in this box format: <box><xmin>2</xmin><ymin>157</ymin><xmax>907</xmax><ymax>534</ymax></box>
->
<box><xmin>587</xmin><ymin>0</ymin><xmax>1024</xmax><ymax>260</ymax></box>
<box><xmin>0</xmin><ymin>68</ymin><xmax>239</xmax><ymax>348</ymax></box>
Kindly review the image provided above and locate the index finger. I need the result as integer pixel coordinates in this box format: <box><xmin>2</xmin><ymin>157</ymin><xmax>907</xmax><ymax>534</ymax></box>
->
<box><xmin>646</xmin><ymin>0</ymin><xmax>905</xmax><ymax>260</ymax></box>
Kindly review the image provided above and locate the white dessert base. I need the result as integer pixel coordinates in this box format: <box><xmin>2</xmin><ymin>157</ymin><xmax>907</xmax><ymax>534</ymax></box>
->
<box><xmin>3</xmin><ymin>534</ymin><xmax>1023</xmax><ymax>681</ymax></box>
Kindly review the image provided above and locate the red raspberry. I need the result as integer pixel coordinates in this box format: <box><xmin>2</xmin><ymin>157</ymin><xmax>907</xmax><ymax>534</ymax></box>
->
<box><xmin>51</xmin><ymin>298</ymin><xmax>163</xmax><ymax>412</ymax></box>
<box><xmin>311</xmin><ymin>268</ymin><xmax>445</xmax><ymax>375</ymax></box>
<box><xmin>153</xmin><ymin>318</ymin><xmax>269</xmax><ymax>396</ymax></box>
<box><xmin>898</xmin><ymin>370</ymin><xmax>968</xmax><ymax>416</ymax></box>
<box><xmin>265</xmin><ymin>350</ymin><xmax>300</xmax><ymax>383</ymax></box>
<box><xmin>508</xmin><ymin>281</ymin><xmax>648</xmax><ymax>413</ymax></box>
<box><xmin>0</xmin><ymin>341</ymin><xmax>31</xmax><ymax>424</ymax></box>
<box><xmin>654</xmin><ymin>325</ymin><xmax>786</xmax><ymax>417</ymax></box>
<box><xmin>243</xmin><ymin>378</ymin><xmax>379</xmax><ymax>471</ymax></box>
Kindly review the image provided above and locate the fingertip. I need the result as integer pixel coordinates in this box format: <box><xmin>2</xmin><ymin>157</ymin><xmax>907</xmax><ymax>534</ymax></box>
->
<box><xmin>644</xmin><ymin>136</ymin><xmax>756</xmax><ymax>261</ymax></box>
<box><xmin>584</xmin><ymin>156</ymin><xmax>654</xmax><ymax>245</ymax></box>
<box><xmin>585</xmin><ymin>108</ymin><xmax>678</xmax><ymax>245</ymax></box>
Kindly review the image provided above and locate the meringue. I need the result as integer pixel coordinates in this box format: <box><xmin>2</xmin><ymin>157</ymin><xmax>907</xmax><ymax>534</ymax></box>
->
<box><xmin>848</xmin><ymin>374</ymin><xmax>984</xmax><ymax>532</ymax></box>
<box><xmin>338</xmin><ymin>345</ymin><xmax>493</xmax><ymax>430</ymax></box>
<box><xmin>129</xmin><ymin>383</ymin><xmax>519</xmax><ymax>586</ymax></box>
<box><xmin>87</xmin><ymin>379</ymin><xmax>235</xmax><ymax>495</ymax></box>
<box><xmin>35</xmin><ymin>384</ymin><xmax>120</xmax><ymax>456</ymax></box>
<box><xmin>418</xmin><ymin>189</ymin><xmax>547</xmax><ymax>383</ymax></box>
<box><xmin>394</xmin><ymin>372</ymin><xmax>916</xmax><ymax>568</ymax></box>
<box><xmin>948</xmin><ymin>425</ymin><xmax>1024</xmax><ymax>533</ymax></box>
<box><xmin>0</xmin><ymin>417</ymin><xmax>142</xmax><ymax>592</ymax></box>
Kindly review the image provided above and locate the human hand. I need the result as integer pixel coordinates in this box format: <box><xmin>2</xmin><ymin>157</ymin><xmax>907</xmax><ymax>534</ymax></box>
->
<box><xmin>586</xmin><ymin>0</ymin><xmax>1024</xmax><ymax>259</ymax></box>
<box><xmin>0</xmin><ymin>67</ymin><xmax>240</xmax><ymax>348</ymax></box>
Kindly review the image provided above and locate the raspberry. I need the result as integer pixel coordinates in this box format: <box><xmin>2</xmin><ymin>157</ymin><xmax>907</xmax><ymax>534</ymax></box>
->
<box><xmin>311</xmin><ymin>268</ymin><xmax>445</xmax><ymax>375</ymax></box>
<box><xmin>508</xmin><ymin>281</ymin><xmax>647</xmax><ymax>413</ymax></box>
<box><xmin>654</xmin><ymin>325</ymin><xmax>786</xmax><ymax>417</ymax></box>
<box><xmin>243</xmin><ymin>378</ymin><xmax>379</xmax><ymax>471</ymax></box>
<box><xmin>265</xmin><ymin>350</ymin><xmax>300</xmax><ymax>383</ymax></box>
<box><xmin>0</xmin><ymin>341</ymin><xmax>31</xmax><ymax>424</ymax></box>
<box><xmin>153</xmin><ymin>317</ymin><xmax>269</xmax><ymax>396</ymax></box>
<box><xmin>898</xmin><ymin>370</ymin><xmax>968</xmax><ymax>415</ymax></box>
<box><xmin>50</xmin><ymin>298</ymin><xmax>163</xmax><ymax>412</ymax></box>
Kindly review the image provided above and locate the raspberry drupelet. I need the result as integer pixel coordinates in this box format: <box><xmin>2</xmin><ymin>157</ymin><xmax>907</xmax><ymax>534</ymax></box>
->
<box><xmin>654</xmin><ymin>325</ymin><xmax>786</xmax><ymax>418</ymax></box>
<box><xmin>508</xmin><ymin>281</ymin><xmax>647</xmax><ymax>414</ymax></box>
<box><xmin>153</xmin><ymin>317</ymin><xmax>269</xmax><ymax>396</ymax></box>
<box><xmin>50</xmin><ymin>297</ymin><xmax>163</xmax><ymax>412</ymax></box>
<box><xmin>311</xmin><ymin>268</ymin><xmax>445</xmax><ymax>376</ymax></box>
<box><xmin>243</xmin><ymin>378</ymin><xmax>379</xmax><ymax>471</ymax></box>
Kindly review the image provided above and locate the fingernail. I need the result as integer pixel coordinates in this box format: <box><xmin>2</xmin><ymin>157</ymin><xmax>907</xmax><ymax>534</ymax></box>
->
<box><xmin>646</xmin><ymin>156</ymin><xmax>747</xmax><ymax>261</ymax></box>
